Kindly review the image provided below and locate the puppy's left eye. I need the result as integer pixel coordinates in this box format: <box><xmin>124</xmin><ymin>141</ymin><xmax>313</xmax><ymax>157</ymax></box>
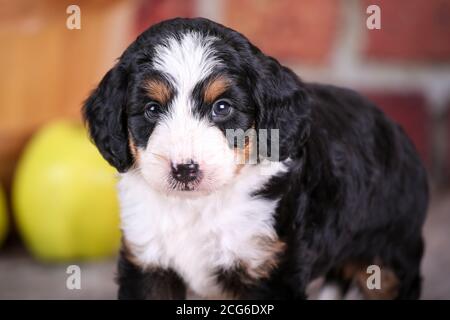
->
<box><xmin>212</xmin><ymin>99</ymin><xmax>233</xmax><ymax>119</ymax></box>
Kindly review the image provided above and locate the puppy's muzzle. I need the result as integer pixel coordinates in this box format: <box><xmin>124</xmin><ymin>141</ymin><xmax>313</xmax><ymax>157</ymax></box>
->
<box><xmin>171</xmin><ymin>161</ymin><xmax>200</xmax><ymax>184</ymax></box>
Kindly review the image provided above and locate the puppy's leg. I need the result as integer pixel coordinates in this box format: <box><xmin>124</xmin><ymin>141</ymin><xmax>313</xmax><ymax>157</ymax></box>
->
<box><xmin>117</xmin><ymin>252</ymin><xmax>186</xmax><ymax>300</ymax></box>
<box><xmin>317</xmin><ymin>282</ymin><xmax>344</xmax><ymax>300</ymax></box>
<box><xmin>379</xmin><ymin>236</ymin><xmax>424</xmax><ymax>300</ymax></box>
<box><xmin>317</xmin><ymin>268</ymin><xmax>352</xmax><ymax>300</ymax></box>
<box><xmin>337</xmin><ymin>236</ymin><xmax>423</xmax><ymax>300</ymax></box>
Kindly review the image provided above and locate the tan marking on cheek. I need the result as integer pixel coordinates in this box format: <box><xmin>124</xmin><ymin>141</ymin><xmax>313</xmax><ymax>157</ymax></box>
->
<box><xmin>204</xmin><ymin>76</ymin><xmax>231</xmax><ymax>104</ymax></box>
<box><xmin>234</xmin><ymin>136</ymin><xmax>252</xmax><ymax>174</ymax></box>
<box><xmin>145</xmin><ymin>79</ymin><xmax>171</xmax><ymax>104</ymax></box>
<box><xmin>234</xmin><ymin>124</ymin><xmax>256</xmax><ymax>175</ymax></box>
<box><xmin>128</xmin><ymin>136</ymin><xmax>140</xmax><ymax>164</ymax></box>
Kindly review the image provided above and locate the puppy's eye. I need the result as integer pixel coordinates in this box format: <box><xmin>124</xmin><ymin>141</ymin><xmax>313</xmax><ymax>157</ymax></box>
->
<box><xmin>144</xmin><ymin>102</ymin><xmax>161</xmax><ymax>119</ymax></box>
<box><xmin>212</xmin><ymin>99</ymin><xmax>233</xmax><ymax>119</ymax></box>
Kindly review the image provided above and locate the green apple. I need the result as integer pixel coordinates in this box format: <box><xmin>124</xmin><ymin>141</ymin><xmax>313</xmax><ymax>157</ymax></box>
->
<box><xmin>13</xmin><ymin>121</ymin><xmax>121</xmax><ymax>261</ymax></box>
<box><xmin>0</xmin><ymin>184</ymin><xmax>8</xmax><ymax>246</ymax></box>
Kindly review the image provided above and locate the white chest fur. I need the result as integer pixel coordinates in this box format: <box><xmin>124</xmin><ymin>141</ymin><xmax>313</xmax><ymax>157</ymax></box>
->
<box><xmin>118</xmin><ymin>163</ymin><xmax>286</xmax><ymax>298</ymax></box>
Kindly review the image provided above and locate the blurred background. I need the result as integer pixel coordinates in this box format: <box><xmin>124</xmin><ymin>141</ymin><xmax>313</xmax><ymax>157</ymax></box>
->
<box><xmin>0</xmin><ymin>0</ymin><xmax>449</xmax><ymax>299</ymax></box>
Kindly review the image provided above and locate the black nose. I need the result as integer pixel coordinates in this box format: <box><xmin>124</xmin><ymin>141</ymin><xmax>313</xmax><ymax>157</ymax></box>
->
<box><xmin>171</xmin><ymin>162</ymin><xmax>200</xmax><ymax>183</ymax></box>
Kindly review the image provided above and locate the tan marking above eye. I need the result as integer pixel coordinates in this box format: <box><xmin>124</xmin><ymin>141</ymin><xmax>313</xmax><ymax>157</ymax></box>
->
<box><xmin>204</xmin><ymin>76</ymin><xmax>231</xmax><ymax>104</ymax></box>
<box><xmin>144</xmin><ymin>79</ymin><xmax>171</xmax><ymax>104</ymax></box>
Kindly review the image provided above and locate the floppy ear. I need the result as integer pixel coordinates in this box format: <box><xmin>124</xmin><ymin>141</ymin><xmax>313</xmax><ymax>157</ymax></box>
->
<box><xmin>252</xmin><ymin>57</ymin><xmax>311</xmax><ymax>160</ymax></box>
<box><xmin>82</xmin><ymin>63</ymin><xmax>132</xmax><ymax>172</ymax></box>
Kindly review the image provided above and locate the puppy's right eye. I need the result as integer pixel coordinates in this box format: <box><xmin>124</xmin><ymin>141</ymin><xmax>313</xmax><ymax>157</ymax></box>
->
<box><xmin>144</xmin><ymin>102</ymin><xmax>161</xmax><ymax>119</ymax></box>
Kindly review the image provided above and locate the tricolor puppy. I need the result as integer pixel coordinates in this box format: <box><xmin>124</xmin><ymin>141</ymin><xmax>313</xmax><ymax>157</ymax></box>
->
<box><xmin>83</xmin><ymin>18</ymin><xmax>428</xmax><ymax>299</ymax></box>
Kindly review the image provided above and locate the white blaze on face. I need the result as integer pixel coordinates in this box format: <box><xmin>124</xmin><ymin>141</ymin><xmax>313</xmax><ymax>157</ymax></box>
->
<box><xmin>137</xmin><ymin>32</ymin><xmax>237</xmax><ymax>194</ymax></box>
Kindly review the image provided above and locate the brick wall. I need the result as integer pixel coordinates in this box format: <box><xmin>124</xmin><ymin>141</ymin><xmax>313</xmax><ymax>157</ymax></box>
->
<box><xmin>135</xmin><ymin>0</ymin><xmax>450</xmax><ymax>184</ymax></box>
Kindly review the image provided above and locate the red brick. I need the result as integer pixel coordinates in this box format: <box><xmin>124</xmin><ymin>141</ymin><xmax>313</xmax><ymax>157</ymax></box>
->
<box><xmin>363</xmin><ymin>0</ymin><xmax>450</xmax><ymax>62</ymax></box>
<box><xmin>224</xmin><ymin>0</ymin><xmax>339</xmax><ymax>64</ymax></box>
<box><xmin>447</xmin><ymin>107</ymin><xmax>450</xmax><ymax>179</ymax></box>
<box><xmin>135</xmin><ymin>0</ymin><xmax>194</xmax><ymax>35</ymax></box>
<box><xmin>364</xmin><ymin>92</ymin><xmax>430</xmax><ymax>167</ymax></box>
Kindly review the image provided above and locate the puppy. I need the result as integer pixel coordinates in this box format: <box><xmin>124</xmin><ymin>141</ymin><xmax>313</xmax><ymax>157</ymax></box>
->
<box><xmin>83</xmin><ymin>18</ymin><xmax>428</xmax><ymax>300</ymax></box>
